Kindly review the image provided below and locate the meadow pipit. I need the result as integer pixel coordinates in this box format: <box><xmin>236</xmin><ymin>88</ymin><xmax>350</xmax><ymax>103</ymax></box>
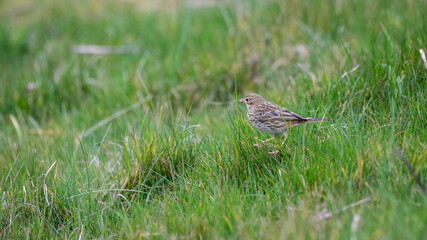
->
<box><xmin>239</xmin><ymin>93</ymin><xmax>329</xmax><ymax>153</ymax></box>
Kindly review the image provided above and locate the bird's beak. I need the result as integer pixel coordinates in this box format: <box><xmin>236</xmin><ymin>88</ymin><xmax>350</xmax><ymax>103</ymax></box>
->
<box><xmin>238</xmin><ymin>98</ymin><xmax>244</xmax><ymax>103</ymax></box>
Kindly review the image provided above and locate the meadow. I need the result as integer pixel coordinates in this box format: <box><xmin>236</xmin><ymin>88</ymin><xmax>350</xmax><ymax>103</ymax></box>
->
<box><xmin>0</xmin><ymin>0</ymin><xmax>426</xmax><ymax>238</ymax></box>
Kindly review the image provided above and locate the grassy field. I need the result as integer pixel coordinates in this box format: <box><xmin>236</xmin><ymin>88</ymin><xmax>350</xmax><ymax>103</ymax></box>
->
<box><xmin>1</xmin><ymin>0</ymin><xmax>426</xmax><ymax>238</ymax></box>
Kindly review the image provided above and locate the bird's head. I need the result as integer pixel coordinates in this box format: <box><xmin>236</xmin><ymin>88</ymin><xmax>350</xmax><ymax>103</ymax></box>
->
<box><xmin>238</xmin><ymin>93</ymin><xmax>264</xmax><ymax>109</ymax></box>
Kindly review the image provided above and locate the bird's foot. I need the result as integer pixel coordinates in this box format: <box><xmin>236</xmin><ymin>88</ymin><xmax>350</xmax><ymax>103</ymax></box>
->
<box><xmin>268</xmin><ymin>149</ymin><xmax>280</xmax><ymax>155</ymax></box>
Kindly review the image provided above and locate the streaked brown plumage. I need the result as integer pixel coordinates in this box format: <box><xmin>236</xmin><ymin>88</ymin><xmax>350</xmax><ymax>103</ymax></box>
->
<box><xmin>239</xmin><ymin>93</ymin><xmax>329</xmax><ymax>137</ymax></box>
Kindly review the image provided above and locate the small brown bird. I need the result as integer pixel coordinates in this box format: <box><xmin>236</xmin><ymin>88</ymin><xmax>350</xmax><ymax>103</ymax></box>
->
<box><xmin>239</xmin><ymin>93</ymin><xmax>329</xmax><ymax>148</ymax></box>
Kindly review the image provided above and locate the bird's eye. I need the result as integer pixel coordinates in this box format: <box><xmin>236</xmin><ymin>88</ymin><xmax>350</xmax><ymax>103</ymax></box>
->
<box><xmin>245</xmin><ymin>98</ymin><xmax>249</xmax><ymax>102</ymax></box>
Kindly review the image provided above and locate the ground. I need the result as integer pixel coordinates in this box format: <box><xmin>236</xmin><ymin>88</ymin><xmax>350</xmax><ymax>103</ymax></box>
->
<box><xmin>0</xmin><ymin>0</ymin><xmax>426</xmax><ymax>239</ymax></box>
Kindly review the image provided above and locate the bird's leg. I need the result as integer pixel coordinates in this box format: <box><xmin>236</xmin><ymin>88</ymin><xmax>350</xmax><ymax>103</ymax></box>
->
<box><xmin>265</xmin><ymin>134</ymin><xmax>287</xmax><ymax>155</ymax></box>
<box><xmin>253</xmin><ymin>136</ymin><xmax>276</xmax><ymax>147</ymax></box>
<box><xmin>263</xmin><ymin>136</ymin><xmax>276</xmax><ymax>143</ymax></box>
<box><xmin>281</xmin><ymin>132</ymin><xmax>288</xmax><ymax>146</ymax></box>
<box><xmin>267</xmin><ymin>134</ymin><xmax>282</xmax><ymax>155</ymax></box>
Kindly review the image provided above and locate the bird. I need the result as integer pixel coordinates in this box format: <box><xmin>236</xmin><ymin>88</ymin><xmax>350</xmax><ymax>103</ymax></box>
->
<box><xmin>238</xmin><ymin>93</ymin><xmax>329</xmax><ymax>153</ymax></box>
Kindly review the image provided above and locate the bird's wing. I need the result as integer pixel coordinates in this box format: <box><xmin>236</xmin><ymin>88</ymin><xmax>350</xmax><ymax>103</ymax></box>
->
<box><xmin>257</xmin><ymin>102</ymin><xmax>306</xmax><ymax>122</ymax></box>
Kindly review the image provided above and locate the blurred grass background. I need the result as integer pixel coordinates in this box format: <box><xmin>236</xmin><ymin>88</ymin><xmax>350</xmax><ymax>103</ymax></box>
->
<box><xmin>1</xmin><ymin>0</ymin><xmax>426</xmax><ymax>239</ymax></box>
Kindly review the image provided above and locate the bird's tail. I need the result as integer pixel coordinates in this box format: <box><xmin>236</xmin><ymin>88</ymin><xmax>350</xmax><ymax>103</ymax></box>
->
<box><xmin>306</xmin><ymin>118</ymin><xmax>330</xmax><ymax>122</ymax></box>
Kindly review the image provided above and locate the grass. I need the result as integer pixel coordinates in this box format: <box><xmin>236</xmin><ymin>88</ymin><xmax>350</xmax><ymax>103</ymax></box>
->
<box><xmin>1</xmin><ymin>0</ymin><xmax>426</xmax><ymax>238</ymax></box>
